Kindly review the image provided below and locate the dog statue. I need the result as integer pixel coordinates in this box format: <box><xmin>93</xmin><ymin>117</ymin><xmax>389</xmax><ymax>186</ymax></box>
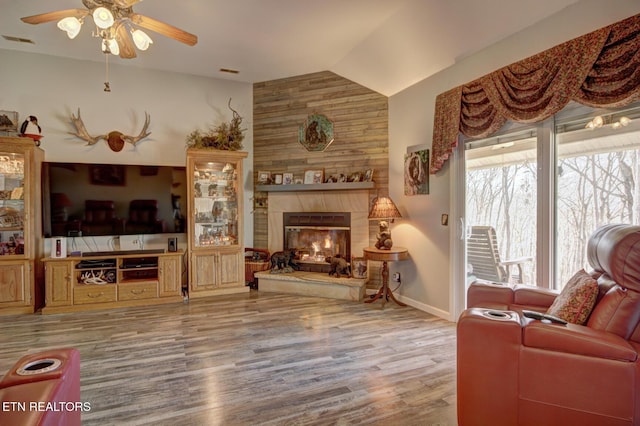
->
<box><xmin>325</xmin><ymin>254</ymin><xmax>351</xmax><ymax>278</ymax></box>
<box><xmin>270</xmin><ymin>248</ymin><xmax>299</xmax><ymax>272</ymax></box>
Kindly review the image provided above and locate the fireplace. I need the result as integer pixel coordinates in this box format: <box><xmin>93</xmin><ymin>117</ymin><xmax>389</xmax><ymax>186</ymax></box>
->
<box><xmin>284</xmin><ymin>212</ymin><xmax>350</xmax><ymax>272</ymax></box>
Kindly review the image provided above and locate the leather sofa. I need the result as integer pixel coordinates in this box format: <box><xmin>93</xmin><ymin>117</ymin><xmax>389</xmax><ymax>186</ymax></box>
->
<box><xmin>0</xmin><ymin>348</ymin><xmax>81</xmax><ymax>426</ymax></box>
<box><xmin>457</xmin><ymin>224</ymin><xmax>640</xmax><ymax>425</ymax></box>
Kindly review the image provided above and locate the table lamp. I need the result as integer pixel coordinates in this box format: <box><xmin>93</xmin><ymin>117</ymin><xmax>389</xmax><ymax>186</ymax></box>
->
<box><xmin>368</xmin><ymin>196</ymin><xmax>402</xmax><ymax>250</ymax></box>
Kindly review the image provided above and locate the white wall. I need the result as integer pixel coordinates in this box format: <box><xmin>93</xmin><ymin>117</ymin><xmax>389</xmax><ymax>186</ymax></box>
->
<box><xmin>388</xmin><ymin>0</ymin><xmax>640</xmax><ymax>320</ymax></box>
<box><xmin>0</xmin><ymin>49</ymin><xmax>254</xmax><ymax>253</ymax></box>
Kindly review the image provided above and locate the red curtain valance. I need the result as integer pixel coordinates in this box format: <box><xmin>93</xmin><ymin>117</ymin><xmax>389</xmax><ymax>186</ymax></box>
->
<box><xmin>431</xmin><ymin>13</ymin><xmax>640</xmax><ymax>174</ymax></box>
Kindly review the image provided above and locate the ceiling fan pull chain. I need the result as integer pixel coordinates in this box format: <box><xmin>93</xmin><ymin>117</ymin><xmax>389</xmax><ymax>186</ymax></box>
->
<box><xmin>104</xmin><ymin>53</ymin><xmax>111</xmax><ymax>92</ymax></box>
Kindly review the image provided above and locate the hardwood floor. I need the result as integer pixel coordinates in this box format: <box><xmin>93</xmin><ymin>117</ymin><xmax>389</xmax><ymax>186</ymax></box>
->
<box><xmin>0</xmin><ymin>291</ymin><xmax>458</xmax><ymax>425</ymax></box>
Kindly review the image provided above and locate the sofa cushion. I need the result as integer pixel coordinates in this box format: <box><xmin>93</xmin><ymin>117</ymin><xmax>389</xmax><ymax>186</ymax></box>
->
<box><xmin>546</xmin><ymin>269</ymin><xmax>598</xmax><ymax>325</ymax></box>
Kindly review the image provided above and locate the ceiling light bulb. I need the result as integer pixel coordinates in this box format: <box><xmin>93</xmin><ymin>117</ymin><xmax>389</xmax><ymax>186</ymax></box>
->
<box><xmin>612</xmin><ymin>122</ymin><xmax>622</xmax><ymax>129</ymax></box>
<box><xmin>592</xmin><ymin>115</ymin><xmax>604</xmax><ymax>128</ymax></box>
<box><xmin>93</xmin><ymin>7</ymin><xmax>114</xmax><ymax>29</ymax></box>
<box><xmin>101</xmin><ymin>38</ymin><xmax>120</xmax><ymax>56</ymax></box>
<box><xmin>619</xmin><ymin>116</ymin><xmax>631</xmax><ymax>126</ymax></box>
<box><xmin>132</xmin><ymin>29</ymin><xmax>153</xmax><ymax>51</ymax></box>
<box><xmin>57</xmin><ymin>17</ymin><xmax>82</xmax><ymax>39</ymax></box>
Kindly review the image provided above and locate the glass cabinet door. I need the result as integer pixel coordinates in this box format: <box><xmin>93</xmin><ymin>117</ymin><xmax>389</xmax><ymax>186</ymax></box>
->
<box><xmin>192</xmin><ymin>160</ymin><xmax>239</xmax><ymax>247</ymax></box>
<box><xmin>0</xmin><ymin>152</ymin><xmax>26</xmax><ymax>257</ymax></box>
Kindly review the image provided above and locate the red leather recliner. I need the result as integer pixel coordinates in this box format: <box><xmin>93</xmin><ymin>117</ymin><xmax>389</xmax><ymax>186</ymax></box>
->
<box><xmin>0</xmin><ymin>348</ymin><xmax>81</xmax><ymax>426</ymax></box>
<box><xmin>457</xmin><ymin>224</ymin><xmax>640</xmax><ymax>426</ymax></box>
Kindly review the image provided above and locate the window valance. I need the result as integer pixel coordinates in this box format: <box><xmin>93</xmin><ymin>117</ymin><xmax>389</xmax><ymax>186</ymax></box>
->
<box><xmin>431</xmin><ymin>13</ymin><xmax>640</xmax><ymax>174</ymax></box>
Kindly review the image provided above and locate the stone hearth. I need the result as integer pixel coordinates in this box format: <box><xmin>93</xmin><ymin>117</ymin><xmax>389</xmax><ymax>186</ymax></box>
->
<box><xmin>255</xmin><ymin>271</ymin><xmax>366</xmax><ymax>302</ymax></box>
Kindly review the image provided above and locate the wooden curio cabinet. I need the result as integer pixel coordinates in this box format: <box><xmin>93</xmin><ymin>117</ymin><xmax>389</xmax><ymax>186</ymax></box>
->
<box><xmin>186</xmin><ymin>149</ymin><xmax>248</xmax><ymax>298</ymax></box>
<box><xmin>0</xmin><ymin>137</ymin><xmax>43</xmax><ymax>314</ymax></box>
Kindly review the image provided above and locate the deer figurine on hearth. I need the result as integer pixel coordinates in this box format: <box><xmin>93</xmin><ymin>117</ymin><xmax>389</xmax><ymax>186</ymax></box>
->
<box><xmin>69</xmin><ymin>108</ymin><xmax>151</xmax><ymax>152</ymax></box>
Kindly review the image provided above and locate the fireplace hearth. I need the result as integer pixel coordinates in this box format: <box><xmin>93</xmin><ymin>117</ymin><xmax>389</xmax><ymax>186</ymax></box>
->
<box><xmin>284</xmin><ymin>212</ymin><xmax>350</xmax><ymax>272</ymax></box>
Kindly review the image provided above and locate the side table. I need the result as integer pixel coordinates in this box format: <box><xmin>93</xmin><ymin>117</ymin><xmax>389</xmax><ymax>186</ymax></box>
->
<box><xmin>363</xmin><ymin>246</ymin><xmax>409</xmax><ymax>308</ymax></box>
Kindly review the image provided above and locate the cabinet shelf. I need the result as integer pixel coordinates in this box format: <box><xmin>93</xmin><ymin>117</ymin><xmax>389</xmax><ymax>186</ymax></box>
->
<box><xmin>255</xmin><ymin>182</ymin><xmax>375</xmax><ymax>192</ymax></box>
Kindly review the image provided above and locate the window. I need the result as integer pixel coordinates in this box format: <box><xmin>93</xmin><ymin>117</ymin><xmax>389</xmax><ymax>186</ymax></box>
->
<box><xmin>464</xmin><ymin>103</ymin><xmax>640</xmax><ymax>290</ymax></box>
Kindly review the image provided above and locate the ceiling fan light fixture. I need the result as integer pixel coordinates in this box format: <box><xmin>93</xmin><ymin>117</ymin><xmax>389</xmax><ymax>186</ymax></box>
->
<box><xmin>131</xmin><ymin>29</ymin><xmax>153</xmax><ymax>51</ymax></box>
<box><xmin>101</xmin><ymin>38</ymin><xmax>120</xmax><ymax>56</ymax></box>
<box><xmin>93</xmin><ymin>7</ymin><xmax>114</xmax><ymax>29</ymax></box>
<box><xmin>57</xmin><ymin>17</ymin><xmax>82</xmax><ymax>39</ymax></box>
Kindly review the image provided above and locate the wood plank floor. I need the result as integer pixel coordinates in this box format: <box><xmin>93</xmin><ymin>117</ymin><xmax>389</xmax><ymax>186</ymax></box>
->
<box><xmin>0</xmin><ymin>291</ymin><xmax>458</xmax><ymax>425</ymax></box>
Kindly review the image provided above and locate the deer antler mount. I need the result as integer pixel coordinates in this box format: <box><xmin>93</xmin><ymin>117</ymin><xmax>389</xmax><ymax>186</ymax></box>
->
<box><xmin>69</xmin><ymin>108</ymin><xmax>151</xmax><ymax>152</ymax></box>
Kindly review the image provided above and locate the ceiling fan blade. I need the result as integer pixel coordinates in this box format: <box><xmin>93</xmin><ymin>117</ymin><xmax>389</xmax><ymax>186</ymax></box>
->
<box><xmin>130</xmin><ymin>13</ymin><xmax>198</xmax><ymax>46</ymax></box>
<box><xmin>113</xmin><ymin>0</ymin><xmax>143</xmax><ymax>7</ymax></box>
<box><xmin>21</xmin><ymin>9</ymin><xmax>89</xmax><ymax>25</ymax></box>
<box><xmin>115</xmin><ymin>24</ymin><xmax>136</xmax><ymax>59</ymax></box>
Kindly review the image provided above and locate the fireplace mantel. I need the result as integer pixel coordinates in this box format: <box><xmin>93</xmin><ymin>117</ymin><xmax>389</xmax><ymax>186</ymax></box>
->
<box><xmin>256</xmin><ymin>182</ymin><xmax>374</xmax><ymax>192</ymax></box>
<box><xmin>266</xmin><ymin>190</ymin><xmax>370</xmax><ymax>259</ymax></box>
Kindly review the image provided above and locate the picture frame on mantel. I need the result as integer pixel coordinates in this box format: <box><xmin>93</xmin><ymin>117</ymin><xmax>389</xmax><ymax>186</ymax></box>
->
<box><xmin>304</xmin><ymin>169</ymin><xmax>324</xmax><ymax>184</ymax></box>
<box><xmin>283</xmin><ymin>172</ymin><xmax>294</xmax><ymax>185</ymax></box>
<box><xmin>257</xmin><ymin>171</ymin><xmax>271</xmax><ymax>184</ymax></box>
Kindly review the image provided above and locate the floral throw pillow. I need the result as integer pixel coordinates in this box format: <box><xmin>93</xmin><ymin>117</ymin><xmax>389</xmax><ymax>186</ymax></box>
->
<box><xmin>546</xmin><ymin>269</ymin><xmax>598</xmax><ymax>325</ymax></box>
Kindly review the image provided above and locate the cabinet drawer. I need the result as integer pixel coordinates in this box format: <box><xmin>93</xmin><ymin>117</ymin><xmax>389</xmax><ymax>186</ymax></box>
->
<box><xmin>74</xmin><ymin>285</ymin><xmax>117</xmax><ymax>304</ymax></box>
<box><xmin>118</xmin><ymin>282</ymin><xmax>158</xmax><ymax>301</ymax></box>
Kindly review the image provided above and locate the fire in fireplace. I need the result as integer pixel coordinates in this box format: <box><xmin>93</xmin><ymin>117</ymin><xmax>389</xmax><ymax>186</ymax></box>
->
<box><xmin>283</xmin><ymin>212</ymin><xmax>350</xmax><ymax>272</ymax></box>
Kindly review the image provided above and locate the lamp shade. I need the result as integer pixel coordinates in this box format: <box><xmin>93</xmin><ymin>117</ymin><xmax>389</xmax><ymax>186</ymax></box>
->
<box><xmin>101</xmin><ymin>38</ymin><xmax>120</xmax><ymax>55</ymax></box>
<box><xmin>93</xmin><ymin>7</ymin><xmax>114</xmax><ymax>29</ymax></box>
<box><xmin>132</xmin><ymin>29</ymin><xmax>153</xmax><ymax>50</ymax></box>
<box><xmin>57</xmin><ymin>17</ymin><xmax>82</xmax><ymax>39</ymax></box>
<box><xmin>368</xmin><ymin>196</ymin><xmax>402</xmax><ymax>220</ymax></box>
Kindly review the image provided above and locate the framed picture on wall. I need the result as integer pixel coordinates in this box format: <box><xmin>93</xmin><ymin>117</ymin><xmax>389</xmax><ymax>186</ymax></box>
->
<box><xmin>274</xmin><ymin>174</ymin><xmax>283</xmax><ymax>185</ymax></box>
<box><xmin>89</xmin><ymin>165</ymin><xmax>126</xmax><ymax>186</ymax></box>
<box><xmin>283</xmin><ymin>173</ymin><xmax>294</xmax><ymax>185</ymax></box>
<box><xmin>404</xmin><ymin>149</ymin><xmax>429</xmax><ymax>195</ymax></box>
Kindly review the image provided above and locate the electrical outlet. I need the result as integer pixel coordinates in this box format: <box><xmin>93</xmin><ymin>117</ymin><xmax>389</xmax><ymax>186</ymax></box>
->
<box><xmin>392</xmin><ymin>272</ymin><xmax>401</xmax><ymax>282</ymax></box>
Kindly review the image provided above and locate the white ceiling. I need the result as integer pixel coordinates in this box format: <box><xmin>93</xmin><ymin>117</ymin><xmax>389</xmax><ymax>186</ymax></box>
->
<box><xmin>1</xmin><ymin>0</ymin><xmax>581</xmax><ymax>96</ymax></box>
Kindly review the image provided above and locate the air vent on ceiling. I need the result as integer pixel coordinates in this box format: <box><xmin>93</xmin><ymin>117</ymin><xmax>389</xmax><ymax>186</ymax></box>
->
<box><xmin>219</xmin><ymin>68</ymin><xmax>239</xmax><ymax>74</ymax></box>
<box><xmin>2</xmin><ymin>35</ymin><xmax>35</xmax><ymax>44</ymax></box>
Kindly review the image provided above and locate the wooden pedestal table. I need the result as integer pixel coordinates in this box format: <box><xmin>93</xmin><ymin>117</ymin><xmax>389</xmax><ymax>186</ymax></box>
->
<box><xmin>363</xmin><ymin>247</ymin><xmax>409</xmax><ymax>308</ymax></box>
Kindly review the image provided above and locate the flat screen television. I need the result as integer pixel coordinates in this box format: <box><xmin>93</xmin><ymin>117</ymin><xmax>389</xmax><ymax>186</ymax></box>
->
<box><xmin>42</xmin><ymin>162</ymin><xmax>187</xmax><ymax>238</ymax></box>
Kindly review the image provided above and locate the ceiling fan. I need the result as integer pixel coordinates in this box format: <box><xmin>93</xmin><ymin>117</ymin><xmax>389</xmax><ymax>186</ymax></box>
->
<box><xmin>21</xmin><ymin>0</ymin><xmax>198</xmax><ymax>59</ymax></box>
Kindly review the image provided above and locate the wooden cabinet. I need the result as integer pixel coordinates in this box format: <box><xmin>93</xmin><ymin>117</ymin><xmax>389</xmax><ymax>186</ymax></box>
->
<box><xmin>186</xmin><ymin>149</ymin><xmax>248</xmax><ymax>298</ymax></box>
<box><xmin>0</xmin><ymin>137</ymin><xmax>43</xmax><ymax>315</ymax></box>
<box><xmin>44</xmin><ymin>260</ymin><xmax>72</xmax><ymax>307</ymax></box>
<box><xmin>159</xmin><ymin>255</ymin><xmax>181</xmax><ymax>297</ymax></box>
<box><xmin>42</xmin><ymin>250</ymin><xmax>184</xmax><ymax>313</ymax></box>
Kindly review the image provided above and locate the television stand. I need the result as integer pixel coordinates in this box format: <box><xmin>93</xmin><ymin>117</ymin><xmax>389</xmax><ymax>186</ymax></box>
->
<box><xmin>42</xmin><ymin>250</ymin><xmax>184</xmax><ymax>314</ymax></box>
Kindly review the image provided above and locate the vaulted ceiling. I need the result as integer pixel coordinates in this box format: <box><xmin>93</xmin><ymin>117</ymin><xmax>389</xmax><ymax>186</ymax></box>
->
<box><xmin>1</xmin><ymin>0</ymin><xmax>581</xmax><ymax>96</ymax></box>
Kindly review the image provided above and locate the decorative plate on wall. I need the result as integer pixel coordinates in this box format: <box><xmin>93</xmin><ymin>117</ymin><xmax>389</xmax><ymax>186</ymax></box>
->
<box><xmin>298</xmin><ymin>113</ymin><xmax>334</xmax><ymax>152</ymax></box>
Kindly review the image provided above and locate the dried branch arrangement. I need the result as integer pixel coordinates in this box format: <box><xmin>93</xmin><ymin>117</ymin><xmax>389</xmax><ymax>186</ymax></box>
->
<box><xmin>186</xmin><ymin>99</ymin><xmax>245</xmax><ymax>151</ymax></box>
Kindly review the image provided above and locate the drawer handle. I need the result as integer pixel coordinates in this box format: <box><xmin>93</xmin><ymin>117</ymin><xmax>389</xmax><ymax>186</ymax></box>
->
<box><xmin>87</xmin><ymin>292</ymin><xmax>104</xmax><ymax>298</ymax></box>
<box><xmin>130</xmin><ymin>289</ymin><xmax>146</xmax><ymax>295</ymax></box>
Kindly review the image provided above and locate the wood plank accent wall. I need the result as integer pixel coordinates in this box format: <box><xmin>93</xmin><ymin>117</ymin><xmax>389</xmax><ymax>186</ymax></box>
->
<box><xmin>252</xmin><ymin>71</ymin><xmax>389</xmax><ymax>262</ymax></box>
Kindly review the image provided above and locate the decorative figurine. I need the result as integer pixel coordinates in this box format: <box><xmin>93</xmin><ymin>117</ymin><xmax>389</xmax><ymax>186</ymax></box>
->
<box><xmin>375</xmin><ymin>220</ymin><xmax>393</xmax><ymax>250</ymax></box>
<box><xmin>20</xmin><ymin>115</ymin><xmax>42</xmax><ymax>145</ymax></box>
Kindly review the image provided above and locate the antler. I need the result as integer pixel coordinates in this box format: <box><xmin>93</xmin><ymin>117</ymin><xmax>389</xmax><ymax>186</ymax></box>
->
<box><xmin>122</xmin><ymin>112</ymin><xmax>151</xmax><ymax>146</ymax></box>
<box><xmin>69</xmin><ymin>108</ymin><xmax>102</xmax><ymax>145</ymax></box>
